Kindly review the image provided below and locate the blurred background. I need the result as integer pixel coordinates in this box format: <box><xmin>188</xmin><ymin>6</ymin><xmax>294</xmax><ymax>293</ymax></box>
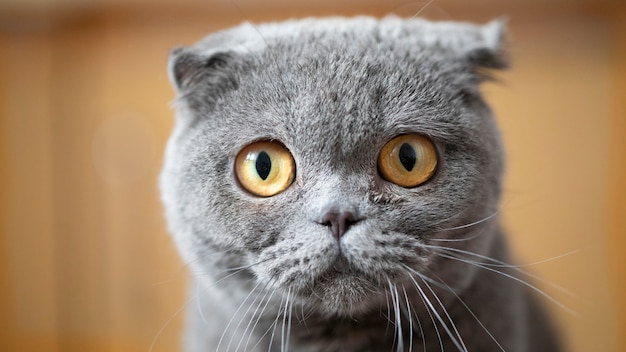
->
<box><xmin>0</xmin><ymin>0</ymin><xmax>624</xmax><ymax>351</ymax></box>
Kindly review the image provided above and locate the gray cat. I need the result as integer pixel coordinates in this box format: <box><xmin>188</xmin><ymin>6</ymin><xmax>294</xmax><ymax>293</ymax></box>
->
<box><xmin>160</xmin><ymin>16</ymin><xmax>561</xmax><ymax>352</ymax></box>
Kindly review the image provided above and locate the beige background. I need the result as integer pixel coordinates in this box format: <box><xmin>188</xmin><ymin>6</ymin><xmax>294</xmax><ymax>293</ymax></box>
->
<box><xmin>1</xmin><ymin>0</ymin><xmax>624</xmax><ymax>351</ymax></box>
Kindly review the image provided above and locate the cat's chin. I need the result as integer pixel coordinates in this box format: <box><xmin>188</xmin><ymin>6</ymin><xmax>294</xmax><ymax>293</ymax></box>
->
<box><xmin>300</xmin><ymin>267</ymin><xmax>387</xmax><ymax>317</ymax></box>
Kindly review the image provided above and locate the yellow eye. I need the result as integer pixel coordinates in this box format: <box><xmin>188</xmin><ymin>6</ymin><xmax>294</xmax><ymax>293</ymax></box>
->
<box><xmin>235</xmin><ymin>141</ymin><xmax>295</xmax><ymax>197</ymax></box>
<box><xmin>378</xmin><ymin>134</ymin><xmax>438</xmax><ymax>188</ymax></box>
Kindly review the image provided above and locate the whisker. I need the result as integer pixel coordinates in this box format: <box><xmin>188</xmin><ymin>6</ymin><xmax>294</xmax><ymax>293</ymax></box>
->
<box><xmin>149</xmin><ymin>291</ymin><xmax>198</xmax><ymax>352</ymax></box>
<box><xmin>418</xmin><ymin>275</ymin><xmax>468</xmax><ymax>352</ymax></box>
<box><xmin>152</xmin><ymin>254</ymin><xmax>261</xmax><ymax>352</ymax></box>
<box><xmin>401</xmin><ymin>263</ymin><xmax>456</xmax><ymax>292</ymax></box>
<box><xmin>401</xmin><ymin>285</ymin><xmax>414</xmax><ymax>352</ymax></box>
<box><xmin>184</xmin><ymin>258</ymin><xmax>269</xmax><ymax>294</ymax></box>
<box><xmin>244</xmin><ymin>283</ymin><xmax>278</xmax><ymax>352</ymax></box>
<box><xmin>235</xmin><ymin>280</ymin><xmax>273</xmax><ymax>350</ymax></box>
<box><xmin>226</xmin><ymin>281</ymin><xmax>270</xmax><ymax>352</ymax></box>
<box><xmin>455</xmin><ymin>255</ymin><xmax>577</xmax><ymax>298</ymax></box>
<box><xmin>151</xmin><ymin>248</ymin><xmax>233</xmax><ymax>287</ymax></box>
<box><xmin>408</xmin><ymin>274</ymin><xmax>463</xmax><ymax>351</ymax></box>
<box><xmin>280</xmin><ymin>288</ymin><xmax>292</xmax><ymax>352</ymax></box>
<box><xmin>296</xmin><ymin>296</ymin><xmax>308</xmax><ymax>326</ymax></box>
<box><xmin>286</xmin><ymin>289</ymin><xmax>294</xmax><ymax>352</ymax></box>
<box><xmin>437</xmin><ymin>252</ymin><xmax>581</xmax><ymax>317</ymax></box>
<box><xmin>406</xmin><ymin>275</ymin><xmax>442</xmax><ymax>351</ymax></box>
<box><xmin>401</xmin><ymin>285</ymin><xmax>427</xmax><ymax>352</ymax></box>
<box><xmin>483</xmin><ymin>248</ymin><xmax>583</xmax><ymax>269</ymax></box>
<box><xmin>423</xmin><ymin>206</ymin><xmax>470</xmax><ymax>229</ymax></box>
<box><xmin>383</xmin><ymin>287</ymin><xmax>393</xmax><ymax>336</ymax></box>
<box><xmin>425</xmin><ymin>201</ymin><xmax>496</xmax><ymax>231</ymax></box>
<box><xmin>196</xmin><ymin>282</ymin><xmax>210</xmax><ymax>328</ymax></box>
<box><xmin>429</xmin><ymin>228</ymin><xmax>487</xmax><ymax>243</ymax></box>
<box><xmin>387</xmin><ymin>279</ymin><xmax>404</xmax><ymax>352</ymax></box>
<box><xmin>424</xmin><ymin>244</ymin><xmax>578</xmax><ymax>298</ymax></box>
<box><xmin>438</xmin><ymin>211</ymin><xmax>499</xmax><ymax>232</ymax></box>
<box><xmin>222</xmin><ymin>258</ymin><xmax>272</xmax><ymax>272</ymax></box>
<box><xmin>409</xmin><ymin>0</ymin><xmax>437</xmax><ymax>20</ymax></box>
<box><xmin>267</xmin><ymin>290</ymin><xmax>286</xmax><ymax>352</ymax></box>
<box><xmin>248</xmin><ymin>280</ymin><xmax>284</xmax><ymax>352</ymax></box>
<box><xmin>217</xmin><ymin>281</ymin><xmax>263</xmax><ymax>352</ymax></box>
<box><xmin>431</xmin><ymin>244</ymin><xmax>581</xmax><ymax>269</ymax></box>
<box><xmin>426</xmin><ymin>268</ymin><xmax>506</xmax><ymax>352</ymax></box>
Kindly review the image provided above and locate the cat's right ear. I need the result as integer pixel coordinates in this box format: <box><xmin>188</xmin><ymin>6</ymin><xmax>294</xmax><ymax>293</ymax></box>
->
<box><xmin>167</xmin><ymin>47</ymin><xmax>237</xmax><ymax>94</ymax></box>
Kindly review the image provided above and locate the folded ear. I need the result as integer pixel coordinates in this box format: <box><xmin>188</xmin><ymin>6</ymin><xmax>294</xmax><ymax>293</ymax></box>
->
<box><xmin>465</xmin><ymin>18</ymin><xmax>509</xmax><ymax>70</ymax></box>
<box><xmin>167</xmin><ymin>47</ymin><xmax>239</xmax><ymax>95</ymax></box>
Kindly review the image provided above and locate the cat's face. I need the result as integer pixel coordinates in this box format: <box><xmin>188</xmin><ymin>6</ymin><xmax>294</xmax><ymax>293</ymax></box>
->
<box><xmin>161</xmin><ymin>17</ymin><xmax>507</xmax><ymax>317</ymax></box>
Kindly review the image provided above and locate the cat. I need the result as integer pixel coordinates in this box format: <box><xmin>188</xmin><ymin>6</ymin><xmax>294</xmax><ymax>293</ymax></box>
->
<box><xmin>160</xmin><ymin>16</ymin><xmax>562</xmax><ymax>352</ymax></box>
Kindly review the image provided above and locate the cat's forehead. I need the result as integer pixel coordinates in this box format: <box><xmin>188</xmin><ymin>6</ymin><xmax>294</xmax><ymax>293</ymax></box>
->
<box><xmin>215</xmin><ymin>29</ymin><xmax>471</xmax><ymax>153</ymax></box>
<box><xmin>178</xmin><ymin>16</ymin><xmax>505</xmax><ymax>162</ymax></box>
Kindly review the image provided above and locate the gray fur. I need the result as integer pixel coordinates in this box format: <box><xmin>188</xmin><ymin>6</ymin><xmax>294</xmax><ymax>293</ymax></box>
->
<box><xmin>160</xmin><ymin>16</ymin><xmax>560</xmax><ymax>352</ymax></box>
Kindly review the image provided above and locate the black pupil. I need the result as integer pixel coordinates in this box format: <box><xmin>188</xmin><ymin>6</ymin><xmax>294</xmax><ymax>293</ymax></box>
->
<box><xmin>398</xmin><ymin>143</ymin><xmax>417</xmax><ymax>171</ymax></box>
<box><xmin>256</xmin><ymin>151</ymin><xmax>272</xmax><ymax>180</ymax></box>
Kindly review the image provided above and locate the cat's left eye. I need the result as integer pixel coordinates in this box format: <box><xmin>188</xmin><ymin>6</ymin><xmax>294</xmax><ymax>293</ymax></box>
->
<box><xmin>378</xmin><ymin>134</ymin><xmax>438</xmax><ymax>188</ymax></box>
<box><xmin>235</xmin><ymin>141</ymin><xmax>295</xmax><ymax>197</ymax></box>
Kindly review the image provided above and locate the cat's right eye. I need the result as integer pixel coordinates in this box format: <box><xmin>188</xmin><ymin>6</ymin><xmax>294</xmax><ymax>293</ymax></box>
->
<box><xmin>235</xmin><ymin>141</ymin><xmax>295</xmax><ymax>197</ymax></box>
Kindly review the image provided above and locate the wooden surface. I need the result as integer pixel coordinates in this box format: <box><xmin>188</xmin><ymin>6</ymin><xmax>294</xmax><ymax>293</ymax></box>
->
<box><xmin>0</xmin><ymin>1</ymin><xmax>624</xmax><ymax>351</ymax></box>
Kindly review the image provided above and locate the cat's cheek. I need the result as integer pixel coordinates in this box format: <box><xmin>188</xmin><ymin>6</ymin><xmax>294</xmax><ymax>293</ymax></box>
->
<box><xmin>251</xmin><ymin>230</ymin><xmax>340</xmax><ymax>291</ymax></box>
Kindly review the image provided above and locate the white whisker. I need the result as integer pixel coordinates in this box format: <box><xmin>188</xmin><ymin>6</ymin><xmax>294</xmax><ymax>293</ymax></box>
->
<box><xmin>383</xmin><ymin>287</ymin><xmax>393</xmax><ymax>335</ymax></box>
<box><xmin>439</xmin><ymin>211</ymin><xmax>499</xmax><ymax>232</ymax></box>
<box><xmin>430</xmin><ymin>228</ymin><xmax>487</xmax><ymax>242</ymax></box>
<box><xmin>407</xmin><ymin>274</ymin><xmax>444</xmax><ymax>352</ymax></box>
<box><xmin>196</xmin><ymin>282</ymin><xmax>210</xmax><ymax>328</ymax></box>
<box><xmin>408</xmin><ymin>274</ymin><xmax>465</xmax><ymax>351</ymax></box>
<box><xmin>223</xmin><ymin>258</ymin><xmax>272</xmax><ymax>272</ymax></box>
<box><xmin>236</xmin><ymin>280</ymin><xmax>273</xmax><ymax>351</ymax></box>
<box><xmin>426</xmin><ymin>268</ymin><xmax>506</xmax><ymax>352</ymax></box>
<box><xmin>217</xmin><ymin>281</ymin><xmax>263</xmax><ymax>352</ymax></box>
<box><xmin>409</xmin><ymin>0</ymin><xmax>437</xmax><ymax>20</ymax></box>
<box><xmin>401</xmin><ymin>263</ymin><xmax>456</xmax><ymax>292</ymax></box>
<box><xmin>424</xmin><ymin>244</ymin><xmax>578</xmax><ymax>298</ymax></box>
<box><xmin>402</xmin><ymin>285</ymin><xmax>426</xmax><ymax>352</ymax></box>
<box><xmin>245</xmin><ymin>284</ymin><xmax>278</xmax><ymax>351</ymax></box>
<box><xmin>286</xmin><ymin>289</ymin><xmax>294</xmax><ymax>352</ymax></box>
<box><xmin>227</xmin><ymin>281</ymin><xmax>269</xmax><ymax>352</ymax></box>
<box><xmin>150</xmin><ymin>249</ymin><xmax>230</xmax><ymax>287</ymax></box>
<box><xmin>438</xmin><ymin>252</ymin><xmax>580</xmax><ymax>317</ymax></box>
<box><xmin>267</xmin><ymin>290</ymin><xmax>286</xmax><ymax>352</ymax></box>
<box><xmin>419</xmin><ymin>276</ymin><xmax>468</xmax><ymax>352</ymax></box>
<box><xmin>280</xmin><ymin>288</ymin><xmax>292</xmax><ymax>352</ymax></box>
<box><xmin>401</xmin><ymin>286</ymin><xmax>414</xmax><ymax>352</ymax></box>
<box><xmin>485</xmin><ymin>248</ymin><xmax>583</xmax><ymax>269</ymax></box>
<box><xmin>149</xmin><ymin>291</ymin><xmax>197</xmax><ymax>352</ymax></box>
<box><xmin>387</xmin><ymin>279</ymin><xmax>404</xmax><ymax>352</ymax></box>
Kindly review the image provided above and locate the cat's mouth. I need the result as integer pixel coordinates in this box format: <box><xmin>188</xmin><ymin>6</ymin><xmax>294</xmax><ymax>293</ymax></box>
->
<box><xmin>287</xmin><ymin>254</ymin><xmax>389</xmax><ymax>317</ymax></box>
<box><xmin>306</xmin><ymin>274</ymin><xmax>378</xmax><ymax>316</ymax></box>
<box><xmin>308</xmin><ymin>254</ymin><xmax>358</xmax><ymax>286</ymax></box>
<box><xmin>329</xmin><ymin>255</ymin><xmax>351</xmax><ymax>273</ymax></box>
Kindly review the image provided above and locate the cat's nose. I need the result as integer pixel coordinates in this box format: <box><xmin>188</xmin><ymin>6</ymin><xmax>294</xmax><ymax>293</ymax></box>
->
<box><xmin>319</xmin><ymin>209</ymin><xmax>360</xmax><ymax>240</ymax></box>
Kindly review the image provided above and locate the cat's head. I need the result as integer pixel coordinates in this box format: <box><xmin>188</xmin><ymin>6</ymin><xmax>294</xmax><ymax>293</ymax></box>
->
<box><xmin>160</xmin><ymin>16</ymin><xmax>508</xmax><ymax>317</ymax></box>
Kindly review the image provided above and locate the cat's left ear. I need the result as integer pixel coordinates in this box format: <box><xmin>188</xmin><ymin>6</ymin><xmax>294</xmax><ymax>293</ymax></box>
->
<box><xmin>465</xmin><ymin>18</ymin><xmax>509</xmax><ymax>71</ymax></box>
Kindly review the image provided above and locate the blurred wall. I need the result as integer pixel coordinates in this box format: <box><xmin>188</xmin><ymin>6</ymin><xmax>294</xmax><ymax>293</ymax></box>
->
<box><xmin>1</xmin><ymin>0</ymin><xmax>624</xmax><ymax>351</ymax></box>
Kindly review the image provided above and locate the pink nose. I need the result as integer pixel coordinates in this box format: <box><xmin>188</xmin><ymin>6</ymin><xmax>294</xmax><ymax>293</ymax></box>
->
<box><xmin>320</xmin><ymin>210</ymin><xmax>359</xmax><ymax>240</ymax></box>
